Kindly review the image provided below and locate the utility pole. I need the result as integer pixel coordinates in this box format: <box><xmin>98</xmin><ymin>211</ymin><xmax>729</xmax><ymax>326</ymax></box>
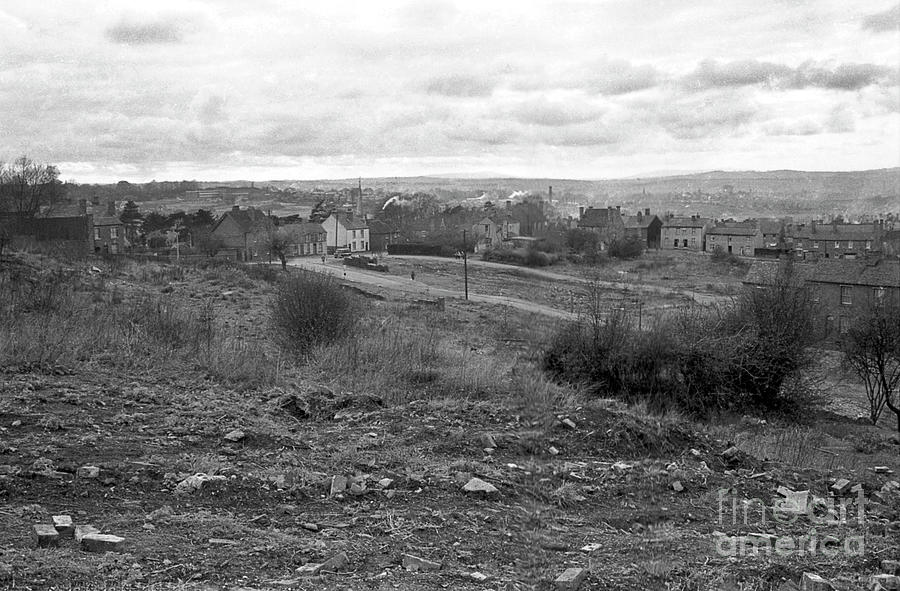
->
<box><xmin>462</xmin><ymin>229</ymin><xmax>468</xmax><ymax>300</ymax></box>
<box><xmin>334</xmin><ymin>212</ymin><xmax>338</xmax><ymax>256</ymax></box>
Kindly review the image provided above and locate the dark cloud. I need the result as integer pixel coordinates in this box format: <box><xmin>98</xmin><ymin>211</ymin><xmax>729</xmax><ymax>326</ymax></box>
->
<box><xmin>795</xmin><ymin>62</ymin><xmax>893</xmax><ymax>90</ymax></box>
<box><xmin>685</xmin><ymin>59</ymin><xmax>792</xmax><ymax>89</ymax></box>
<box><xmin>106</xmin><ymin>20</ymin><xmax>183</xmax><ymax>45</ymax></box>
<box><xmin>862</xmin><ymin>4</ymin><xmax>900</xmax><ymax>32</ymax></box>
<box><xmin>425</xmin><ymin>74</ymin><xmax>496</xmax><ymax>97</ymax></box>
<box><xmin>685</xmin><ymin>59</ymin><xmax>893</xmax><ymax>91</ymax></box>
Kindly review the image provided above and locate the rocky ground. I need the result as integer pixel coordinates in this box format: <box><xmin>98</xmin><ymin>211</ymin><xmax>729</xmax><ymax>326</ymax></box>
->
<box><xmin>1</xmin><ymin>254</ymin><xmax>899</xmax><ymax>590</ymax></box>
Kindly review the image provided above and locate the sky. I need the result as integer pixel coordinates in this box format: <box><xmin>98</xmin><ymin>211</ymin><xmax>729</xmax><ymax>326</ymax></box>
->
<box><xmin>0</xmin><ymin>0</ymin><xmax>898</xmax><ymax>183</ymax></box>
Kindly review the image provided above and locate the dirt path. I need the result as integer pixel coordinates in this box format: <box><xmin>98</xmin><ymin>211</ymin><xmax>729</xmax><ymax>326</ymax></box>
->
<box><xmin>388</xmin><ymin>255</ymin><xmax>728</xmax><ymax>307</ymax></box>
<box><xmin>287</xmin><ymin>257</ymin><xmax>577</xmax><ymax>320</ymax></box>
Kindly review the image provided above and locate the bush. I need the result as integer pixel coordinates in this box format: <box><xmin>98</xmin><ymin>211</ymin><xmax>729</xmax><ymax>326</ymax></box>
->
<box><xmin>543</xmin><ymin>263</ymin><xmax>817</xmax><ymax>416</ymax></box>
<box><xmin>270</xmin><ymin>270</ymin><xmax>358</xmax><ymax>357</ymax></box>
<box><xmin>483</xmin><ymin>247</ymin><xmax>556</xmax><ymax>267</ymax></box>
<box><xmin>608</xmin><ymin>236</ymin><xmax>644</xmax><ymax>259</ymax></box>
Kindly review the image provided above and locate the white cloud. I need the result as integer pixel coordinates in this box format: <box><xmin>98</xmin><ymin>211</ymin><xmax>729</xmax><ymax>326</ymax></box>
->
<box><xmin>0</xmin><ymin>0</ymin><xmax>896</xmax><ymax>181</ymax></box>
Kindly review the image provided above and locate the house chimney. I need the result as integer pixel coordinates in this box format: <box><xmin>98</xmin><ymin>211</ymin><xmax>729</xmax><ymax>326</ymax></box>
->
<box><xmin>548</xmin><ymin>185</ymin><xmax>553</xmax><ymax>202</ymax></box>
<box><xmin>637</xmin><ymin>210</ymin><xmax>643</xmax><ymax>221</ymax></box>
<box><xmin>645</xmin><ymin>208</ymin><xmax>650</xmax><ymax>216</ymax></box>
<box><xmin>107</xmin><ymin>200</ymin><xmax>116</xmax><ymax>217</ymax></box>
<box><xmin>506</xmin><ymin>200</ymin><xmax>511</xmax><ymax>210</ymax></box>
<box><xmin>616</xmin><ymin>205</ymin><xmax>621</xmax><ymax>213</ymax></box>
<box><xmin>579</xmin><ymin>206</ymin><xmax>585</xmax><ymax>218</ymax></box>
<box><xmin>232</xmin><ymin>205</ymin><xmax>240</xmax><ymax>212</ymax></box>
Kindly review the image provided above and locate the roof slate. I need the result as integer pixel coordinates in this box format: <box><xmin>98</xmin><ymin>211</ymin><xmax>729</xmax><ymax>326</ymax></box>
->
<box><xmin>744</xmin><ymin>258</ymin><xmax>900</xmax><ymax>288</ymax></box>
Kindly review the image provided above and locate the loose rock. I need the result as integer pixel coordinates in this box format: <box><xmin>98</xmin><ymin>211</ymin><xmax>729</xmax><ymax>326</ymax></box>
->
<box><xmin>800</xmin><ymin>572</ymin><xmax>833</xmax><ymax>591</ymax></box>
<box><xmin>554</xmin><ymin>567</ymin><xmax>588</xmax><ymax>590</ymax></box>
<box><xmin>329</xmin><ymin>475</ymin><xmax>348</xmax><ymax>496</ymax></box>
<box><xmin>462</xmin><ymin>477</ymin><xmax>498</xmax><ymax>495</ymax></box>
<box><xmin>224</xmin><ymin>429</ymin><xmax>245</xmax><ymax>443</ymax></box>
<box><xmin>174</xmin><ymin>473</ymin><xmax>226</xmax><ymax>495</ymax></box>
<box><xmin>402</xmin><ymin>553</ymin><xmax>441</xmax><ymax>572</ymax></box>
<box><xmin>831</xmin><ymin>478</ymin><xmax>852</xmax><ymax>496</ymax></box>
<box><xmin>77</xmin><ymin>465</ymin><xmax>100</xmax><ymax>479</ymax></box>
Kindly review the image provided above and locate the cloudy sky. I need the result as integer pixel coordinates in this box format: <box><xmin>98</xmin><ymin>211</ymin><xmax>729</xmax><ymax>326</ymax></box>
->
<box><xmin>1</xmin><ymin>1</ymin><xmax>898</xmax><ymax>183</ymax></box>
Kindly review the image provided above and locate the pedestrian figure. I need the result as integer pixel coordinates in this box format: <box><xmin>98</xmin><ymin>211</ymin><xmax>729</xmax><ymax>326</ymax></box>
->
<box><xmin>411</xmin><ymin>271</ymin><xmax>416</xmax><ymax>281</ymax></box>
<box><xmin>321</xmin><ymin>255</ymin><xmax>325</xmax><ymax>263</ymax></box>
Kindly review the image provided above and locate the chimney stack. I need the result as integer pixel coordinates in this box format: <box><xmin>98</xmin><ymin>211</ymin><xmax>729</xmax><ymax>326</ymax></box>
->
<box><xmin>579</xmin><ymin>206</ymin><xmax>585</xmax><ymax>218</ymax></box>
<box><xmin>548</xmin><ymin>185</ymin><xmax>553</xmax><ymax>202</ymax></box>
<box><xmin>645</xmin><ymin>208</ymin><xmax>650</xmax><ymax>216</ymax></box>
<box><xmin>232</xmin><ymin>205</ymin><xmax>240</xmax><ymax>212</ymax></box>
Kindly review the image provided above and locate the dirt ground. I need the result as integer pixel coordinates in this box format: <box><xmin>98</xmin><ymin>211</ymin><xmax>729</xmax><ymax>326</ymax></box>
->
<box><xmin>1</xmin><ymin>253</ymin><xmax>899</xmax><ymax>590</ymax></box>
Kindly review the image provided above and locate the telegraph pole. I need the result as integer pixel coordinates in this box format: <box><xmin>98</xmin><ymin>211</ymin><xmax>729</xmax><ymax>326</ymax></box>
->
<box><xmin>462</xmin><ymin>229</ymin><xmax>468</xmax><ymax>300</ymax></box>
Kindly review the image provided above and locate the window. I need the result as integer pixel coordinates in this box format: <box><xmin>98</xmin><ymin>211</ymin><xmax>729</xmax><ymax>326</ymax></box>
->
<box><xmin>673</xmin><ymin>239</ymin><xmax>678</xmax><ymax>247</ymax></box>
<box><xmin>93</xmin><ymin>228</ymin><xmax>100</xmax><ymax>240</ymax></box>
<box><xmin>874</xmin><ymin>287</ymin><xmax>885</xmax><ymax>302</ymax></box>
<box><xmin>813</xmin><ymin>241</ymin><xmax>819</xmax><ymax>249</ymax></box>
<box><xmin>847</xmin><ymin>241</ymin><xmax>853</xmax><ymax>249</ymax></box>
<box><xmin>110</xmin><ymin>227</ymin><xmax>118</xmax><ymax>239</ymax></box>
<box><xmin>866</xmin><ymin>241</ymin><xmax>872</xmax><ymax>250</ymax></box>
<box><xmin>840</xmin><ymin>285</ymin><xmax>852</xmax><ymax>305</ymax></box>
<box><xmin>692</xmin><ymin>228</ymin><xmax>696</xmax><ymax>235</ymax></box>
<box><xmin>834</xmin><ymin>241</ymin><xmax>840</xmax><ymax>249</ymax></box>
<box><xmin>839</xmin><ymin>316</ymin><xmax>849</xmax><ymax>334</ymax></box>
<box><xmin>682</xmin><ymin>239</ymin><xmax>688</xmax><ymax>248</ymax></box>
<box><xmin>691</xmin><ymin>238</ymin><xmax>696</xmax><ymax>246</ymax></box>
<box><xmin>352</xmin><ymin>230</ymin><xmax>356</xmax><ymax>239</ymax></box>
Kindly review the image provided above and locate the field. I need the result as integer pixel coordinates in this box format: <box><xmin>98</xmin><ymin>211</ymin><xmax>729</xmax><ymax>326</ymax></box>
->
<box><xmin>1</xmin><ymin>250</ymin><xmax>899</xmax><ymax>590</ymax></box>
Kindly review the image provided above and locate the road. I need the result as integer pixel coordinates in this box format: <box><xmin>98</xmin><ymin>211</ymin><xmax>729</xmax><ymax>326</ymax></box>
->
<box><xmin>286</xmin><ymin>257</ymin><xmax>578</xmax><ymax>320</ymax></box>
<box><xmin>385</xmin><ymin>254</ymin><xmax>727</xmax><ymax>307</ymax></box>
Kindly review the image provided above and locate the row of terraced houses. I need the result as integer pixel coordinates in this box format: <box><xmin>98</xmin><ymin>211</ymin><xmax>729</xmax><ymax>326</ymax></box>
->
<box><xmin>576</xmin><ymin>206</ymin><xmax>900</xmax><ymax>259</ymax></box>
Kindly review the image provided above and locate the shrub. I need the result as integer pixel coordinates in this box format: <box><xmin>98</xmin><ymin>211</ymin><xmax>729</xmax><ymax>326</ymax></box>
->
<box><xmin>543</xmin><ymin>262</ymin><xmax>817</xmax><ymax>416</ymax></box>
<box><xmin>270</xmin><ymin>270</ymin><xmax>357</xmax><ymax>357</ymax></box>
<box><xmin>608</xmin><ymin>236</ymin><xmax>644</xmax><ymax>259</ymax></box>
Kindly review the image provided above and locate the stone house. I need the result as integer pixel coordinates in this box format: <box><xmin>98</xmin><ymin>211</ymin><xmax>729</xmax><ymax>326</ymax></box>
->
<box><xmin>786</xmin><ymin>221</ymin><xmax>884</xmax><ymax>259</ymax></box>
<box><xmin>661</xmin><ymin>215</ymin><xmax>712</xmax><ymax>252</ymax></box>
<box><xmin>471</xmin><ymin>216</ymin><xmax>520</xmax><ymax>250</ymax></box>
<box><xmin>281</xmin><ymin>222</ymin><xmax>327</xmax><ymax>256</ymax></box>
<box><xmin>704</xmin><ymin>224</ymin><xmax>763</xmax><ymax>256</ymax></box>
<box><xmin>210</xmin><ymin>206</ymin><xmax>275</xmax><ymax>261</ymax></box>
<box><xmin>623</xmin><ymin>209</ymin><xmax>662</xmax><ymax>249</ymax></box>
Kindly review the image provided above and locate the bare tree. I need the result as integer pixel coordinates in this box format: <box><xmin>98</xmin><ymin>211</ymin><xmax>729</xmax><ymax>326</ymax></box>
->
<box><xmin>267</xmin><ymin>228</ymin><xmax>294</xmax><ymax>270</ymax></box>
<box><xmin>0</xmin><ymin>156</ymin><xmax>63</xmax><ymax>218</ymax></box>
<box><xmin>844</xmin><ymin>301</ymin><xmax>900</xmax><ymax>429</ymax></box>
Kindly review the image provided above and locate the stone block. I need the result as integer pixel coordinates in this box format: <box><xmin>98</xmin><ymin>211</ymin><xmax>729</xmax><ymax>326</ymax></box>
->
<box><xmin>554</xmin><ymin>567</ymin><xmax>588</xmax><ymax>590</ymax></box>
<box><xmin>75</xmin><ymin>525</ymin><xmax>100</xmax><ymax>542</ymax></box>
<box><xmin>81</xmin><ymin>533</ymin><xmax>125</xmax><ymax>553</ymax></box>
<box><xmin>52</xmin><ymin>515</ymin><xmax>74</xmax><ymax>538</ymax></box>
<box><xmin>34</xmin><ymin>524</ymin><xmax>59</xmax><ymax>548</ymax></box>
<box><xmin>831</xmin><ymin>479</ymin><xmax>852</xmax><ymax>495</ymax></box>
